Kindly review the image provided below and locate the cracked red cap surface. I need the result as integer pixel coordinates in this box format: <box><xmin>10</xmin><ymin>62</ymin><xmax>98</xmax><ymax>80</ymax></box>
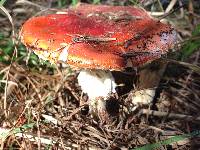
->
<box><xmin>20</xmin><ymin>3</ymin><xmax>176</xmax><ymax>71</ymax></box>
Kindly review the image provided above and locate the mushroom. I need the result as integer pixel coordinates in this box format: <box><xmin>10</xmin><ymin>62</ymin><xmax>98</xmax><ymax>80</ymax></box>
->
<box><xmin>20</xmin><ymin>3</ymin><xmax>176</xmax><ymax>120</ymax></box>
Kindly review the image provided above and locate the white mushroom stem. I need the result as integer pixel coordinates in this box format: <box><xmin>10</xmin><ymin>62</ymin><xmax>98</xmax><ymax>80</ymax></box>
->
<box><xmin>129</xmin><ymin>61</ymin><xmax>167</xmax><ymax>111</ymax></box>
<box><xmin>77</xmin><ymin>69</ymin><xmax>117</xmax><ymax>117</ymax></box>
<box><xmin>128</xmin><ymin>88</ymin><xmax>156</xmax><ymax>111</ymax></box>
<box><xmin>131</xmin><ymin>89</ymin><xmax>156</xmax><ymax>105</ymax></box>
<box><xmin>77</xmin><ymin>68</ymin><xmax>160</xmax><ymax>116</ymax></box>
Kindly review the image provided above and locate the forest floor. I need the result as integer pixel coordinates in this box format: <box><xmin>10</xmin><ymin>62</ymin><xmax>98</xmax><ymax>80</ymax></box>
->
<box><xmin>0</xmin><ymin>0</ymin><xmax>200</xmax><ymax>149</ymax></box>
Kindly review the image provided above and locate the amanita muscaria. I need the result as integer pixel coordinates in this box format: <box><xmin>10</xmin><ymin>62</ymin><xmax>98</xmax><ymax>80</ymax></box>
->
<box><xmin>20</xmin><ymin>3</ymin><xmax>176</xmax><ymax>120</ymax></box>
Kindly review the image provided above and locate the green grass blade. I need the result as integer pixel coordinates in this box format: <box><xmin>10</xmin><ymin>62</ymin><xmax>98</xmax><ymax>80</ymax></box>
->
<box><xmin>181</xmin><ymin>24</ymin><xmax>200</xmax><ymax>60</ymax></box>
<box><xmin>92</xmin><ymin>0</ymin><xmax>101</xmax><ymax>4</ymax></box>
<box><xmin>0</xmin><ymin>123</ymin><xmax>35</xmax><ymax>141</ymax></box>
<box><xmin>0</xmin><ymin>0</ymin><xmax>6</xmax><ymax>6</ymax></box>
<box><xmin>133</xmin><ymin>130</ymin><xmax>200</xmax><ymax>150</ymax></box>
<box><xmin>71</xmin><ymin>0</ymin><xmax>78</xmax><ymax>6</ymax></box>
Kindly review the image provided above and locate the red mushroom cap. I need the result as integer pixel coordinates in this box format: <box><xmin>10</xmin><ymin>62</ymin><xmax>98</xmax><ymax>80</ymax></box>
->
<box><xmin>20</xmin><ymin>3</ymin><xmax>176</xmax><ymax>71</ymax></box>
